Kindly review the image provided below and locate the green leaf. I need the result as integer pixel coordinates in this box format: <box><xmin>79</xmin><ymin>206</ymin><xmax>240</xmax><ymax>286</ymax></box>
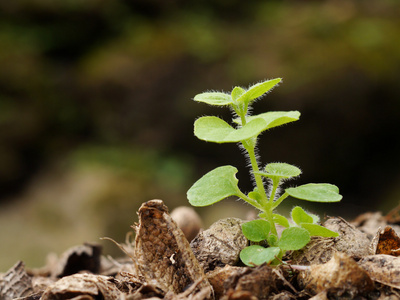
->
<box><xmin>291</xmin><ymin>206</ymin><xmax>314</xmax><ymax>225</ymax></box>
<box><xmin>267</xmin><ymin>234</ymin><xmax>279</xmax><ymax>247</ymax></box>
<box><xmin>193</xmin><ymin>92</ymin><xmax>233</xmax><ymax>106</ymax></box>
<box><xmin>240</xmin><ymin>245</ymin><xmax>281</xmax><ymax>266</ymax></box>
<box><xmin>234</xmin><ymin>111</ymin><xmax>300</xmax><ymax>128</ymax></box>
<box><xmin>247</xmin><ymin>78</ymin><xmax>282</xmax><ymax>99</ymax></box>
<box><xmin>194</xmin><ymin>116</ymin><xmax>266</xmax><ymax>143</ymax></box>
<box><xmin>231</xmin><ymin>87</ymin><xmax>246</xmax><ymax>102</ymax></box>
<box><xmin>278</xmin><ymin>227</ymin><xmax>310</xmax><ymax>250</ymax></box>
<box><xmin>273</xmin><ymin>214</ymin><xmax>290</xmax><ymax>228</ymax></box>
<box><xmin>241</xmin><ymin>219</ymin><xmax>271</xmax><ymax>242</ymax></box>
<box><xmin>300</xmin><ymin>223</ymin><xmax>339</xmax><ymax>237</ymax></box>
<box><xmin>248</xmin><ymin>188</ymin><xmax>263</xmax><ymax>203</ymax></box>
<box><xmin>236</xmin><ymin>78</ymin><xmax>282</xmax><ymax>106</ymax></box>
<box><xmin>256</xmin><ymin>163</ymin><xmax>302</xmax><ymax>181</ymax></box>
<box><xmin>195</xmin><ymin>111</ymin><xmax>300</xmax><ymax>144</ymax></box>
<box><xmin>187</xmin><ymin>166</ymin><xmax>241</xmax><ymax>207</ymax></box>
<box><xmin>285</xmin><ymin>183</ymin><xmax>342</xmax><ymax>202</ymax></box>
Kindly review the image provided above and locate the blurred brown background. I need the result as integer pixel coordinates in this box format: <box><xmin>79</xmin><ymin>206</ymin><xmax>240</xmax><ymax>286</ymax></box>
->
<box><xmin>1</xmin><ymin>0</ymin><xmax>400</xmax><ymax>270</ymax></box>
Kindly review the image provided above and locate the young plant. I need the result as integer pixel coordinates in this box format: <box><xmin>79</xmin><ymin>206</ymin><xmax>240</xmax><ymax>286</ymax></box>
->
<box><xmin>187</xmin><ymin>78</ymin><xmax>342</xmax><ymax>266</ymax></box>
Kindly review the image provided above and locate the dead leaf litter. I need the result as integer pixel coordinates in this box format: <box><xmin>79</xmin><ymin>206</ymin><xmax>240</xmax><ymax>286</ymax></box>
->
<box><xmin>1</xmin><ymin>200</ymin><xmax>400</xmax><ymax>299</ymax></box>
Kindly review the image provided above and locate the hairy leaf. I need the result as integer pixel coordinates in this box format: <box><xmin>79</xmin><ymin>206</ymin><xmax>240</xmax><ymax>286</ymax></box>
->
<box><xmin>242</xmin><ymin>219</ymin><xmax>271</xmax><ymax>242</ymax></box>
<box><xmin>231</xmin><ymin>87</ymin><xmax>246</xmax><ymax>102</ymax></box>
<box><xmin>291</xmin><ymin>206</ymin><xmax>314</xmax><ymax>225</ymax></box>
<box><xmin>256</xmin><ymin>162</ymin><xmax>302</xmax><ymax>181</ymax></box>
<box><xmin>285</xmin><ymin>183</ymin><xmax>342</xmax><ymax>202</ymax></box>
<box><xmin>194</xmin><ymin>116</ymin><xmax>267</xmax><ymax>143</ymax></box>
<box><xmin>187</xmin><ymin>166</ymin><xmax>241</xmax><ymax>206</ymax></box>
<box><xmin>240</xmin><ymin>245</ymin><xmax>281</xmax><ymax>266</ymax></box>
<box><xmin>236</xmin><ymin>78</ymin><xmax>282</xmax><ymax>106</ymax></box>
<box><xmin>234</xmin><ymin>111</ymin><xmax>300</xmax><ymax>128</ymax></box>
<box><xmin>278</xmin><ymin>227</ymin><xmax>311</xmax><ymax>250</ymax></box>
<box><xmin>267</xmin><ymin>234</ymin><xmax>279</xmax><ymax>247</ymax></box>
<box><xmin>273</xmin><ymin>214</ymin><xmax>290</xmax><ymax>228</ymax></box>
<box><xmin>300</xmin><ymin>223</ymin><xmax>339</xmax><ymax>237</ymax></box>
<box><xmin>194</xmin><ymin>92</ymin><xmax>233</xmax><ymax>106</ymax></box>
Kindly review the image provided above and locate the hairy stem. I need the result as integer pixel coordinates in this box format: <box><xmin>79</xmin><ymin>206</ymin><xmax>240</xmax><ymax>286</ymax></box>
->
<box><xmin>236</xmin><ymin>190</ymin><xmax>264</xmax><ymax>211</ymax></box>
<box><xmin>242</xmin><ymin>140</ymin><xmax>268</xmax><ymax>203</ymax></box>
<box><xmin>269</xmin><ymin>179</ymin><xmax>280</xmax><ymax>204</ymax></box>
<box><xmin>272</xmin><ymin>192</ymin><xmax>289</xmax><ymax>209</ymax></box>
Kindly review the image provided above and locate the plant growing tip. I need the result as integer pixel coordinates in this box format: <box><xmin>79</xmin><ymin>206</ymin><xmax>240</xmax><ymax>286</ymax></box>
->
<box><xmin>187</xmin><ymin>78</ymin><xmax>342</xmax><ymax>266</ymax></box>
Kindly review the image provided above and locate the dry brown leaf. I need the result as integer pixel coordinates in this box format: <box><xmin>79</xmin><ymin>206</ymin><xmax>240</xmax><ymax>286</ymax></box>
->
<box><xmin>298</xmin><ymin>252</ymin><xmax>374</xmax><ymax>297</ymax></box>
<box><xmin>52</xmin><ymin>243</ymin><xmax>102</xmax><ymax>277</ymax></box>
<box><xmin>206</xmin><ymin>265</ymin><xmax>243</xmax><ymax>298</ymax></box>
<box><xmin>134</xmin><ymin>199</ymin><xmax>213</xmax><ymax>298</ymax></box>
<box><xmin>359</xmin><ymin>254</ymin><xmax>400</xmax><ymax>289</ymax></box>
<box><xmin>375</xmin><ymin>226</ymin><xmax>400</xmax><ymax>256</ymax></box>
<box><xmin>41</xmin><ymin>273</ymin><xmax>121</xmax><ymax>300</ymax></box>
<box><xmin>0</xmin><ymin>261</ymin><xmax>33</xmax><ymax>300</ymax></box>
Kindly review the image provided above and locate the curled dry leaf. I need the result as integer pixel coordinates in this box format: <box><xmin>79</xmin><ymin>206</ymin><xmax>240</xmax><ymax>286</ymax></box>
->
<box><xmin>373</xmin><ymin>226</ymin><xmax>400</xmax><ymax>256</ymax></box>
<box><xmin>52</xmin><ymin>243</ymin><xmax>102</xmax><ymax>278</ymax></box>
<box><xmin>190</xmin><ymin>218</ymin><xmax>248</xmax><ymax>273</ymax></box>
<box><xmin>359</xmin><ymin>254</ymin><xmax>400</xmax><ymax>289</ymax></box>
<box><xmin>0</xmin><ymin>261</ymin><xmax>33</xmax><ymax>300</ymax></box>
<box><xmin>41</xmin><ymin>273</ymin><xmax>121</xmax><ymax>300</ymax></box>
<box><xmin>134</xmin><ymin>199</ymin><xmax>213</xmax><ymax>298</ymax></box>
<box><xmin>170</xmin><ymin>206</ymin><xmax>203</xmax><ymax>242</ymax></box>
<box><xmin>298</xmin><ymin>252</ymin><xmax>374</xmax><ymax>297</ymax></box>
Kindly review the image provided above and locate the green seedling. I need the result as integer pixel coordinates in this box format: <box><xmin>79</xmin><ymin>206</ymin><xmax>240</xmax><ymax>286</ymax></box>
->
<box><xmin>187</xmin><ymin>78</ymin><xmax>342</xmax><ymax>266</ymax></box>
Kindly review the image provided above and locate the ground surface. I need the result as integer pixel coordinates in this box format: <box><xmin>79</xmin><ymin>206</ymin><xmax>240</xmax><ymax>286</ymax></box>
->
<box><xmin>1</xmin><ymin>200</ymin><xmax>400</xmax><ymax>300</ymax></box>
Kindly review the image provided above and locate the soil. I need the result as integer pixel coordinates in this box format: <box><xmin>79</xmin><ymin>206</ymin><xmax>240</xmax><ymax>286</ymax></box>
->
<box><xmin>1</xmin><ymin>199</ymin><xmax>400</xmax><ymax>300</ymax></box>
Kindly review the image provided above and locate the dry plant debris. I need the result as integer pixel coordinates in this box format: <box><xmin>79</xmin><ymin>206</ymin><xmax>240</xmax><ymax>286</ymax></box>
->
<box><xmin>1</xmin><ymin>199</ymin><xmax>400</xmax><ymax>299</ymax></box>
<box><xmin>190</xmin><ymin>218</ymin><xmax>248</xmax><ymax>273</ymax></box>
<box><xmin>134</xmin><ymin>199</ymin><xmax>213</xmax><ymax>298</ymax></box>
<box><xmin>297</xmin><ymin>252</ymin><xmax>374</xmax><ymax>297</ymax></box>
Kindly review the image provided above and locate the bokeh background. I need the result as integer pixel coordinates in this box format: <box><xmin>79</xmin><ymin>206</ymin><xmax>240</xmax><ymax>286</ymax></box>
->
<box><xmin>1</xmin><ymin>0</ymin><xmax>400</xmax><ymax>270</ymax></box>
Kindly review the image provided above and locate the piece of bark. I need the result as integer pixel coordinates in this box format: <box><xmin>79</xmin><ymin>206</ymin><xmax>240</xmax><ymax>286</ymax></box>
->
<box><xmin>358</xmin><ymin>254</ymin><xmax>400</xmax><ymax>289</ymax></box>
<box><xmin>190</xmin><ymin>218</ymin><xmax>248</xmax><ymax>273</ymax></box>
<box><xmin>134</xmin><ymin>199</ymin><xmax>213</xmax><ymax>298</ymax></box>
<box><xmin>41</xmin><ymin>273</ymin><xmax>121</xmax><ymax>300</ymax></box>
<box><xmin>0</xmin><ymin>261</ymin><xmax>33</xmax><ymax>300</ymax></box>
<box><xmin>298</xmin><ymin>252</ymin><xmax>374</xmax><ymax>297</ymax></box>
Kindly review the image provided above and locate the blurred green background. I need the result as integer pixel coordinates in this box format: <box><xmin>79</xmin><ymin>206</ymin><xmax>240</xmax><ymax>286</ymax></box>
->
<box><xmin>1</xmin><ymin>0</ymin><xmax>400</xmax><ymax>270</ymax></box>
